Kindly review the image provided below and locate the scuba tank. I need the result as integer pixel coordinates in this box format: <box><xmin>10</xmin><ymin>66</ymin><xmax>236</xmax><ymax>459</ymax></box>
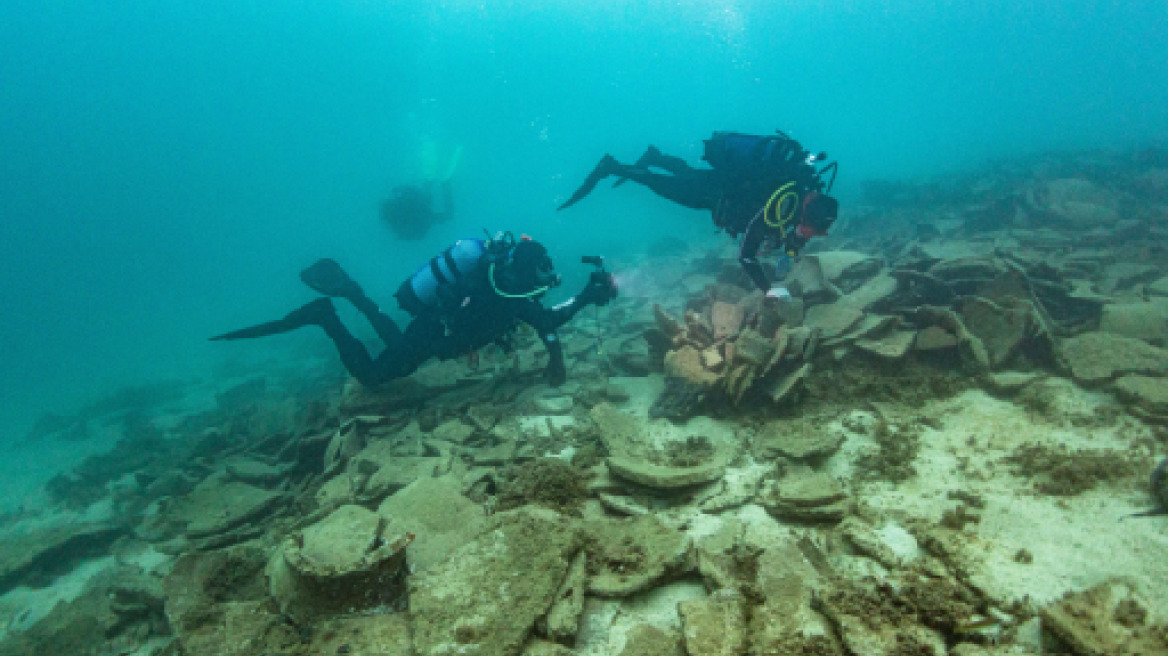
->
<box><xmin>396</xmin><ymin>238</ymin><xmax>488</xmax><ymax>316</ymax></box>
<box><xmin>394</xmin><ymin>231</ymin><xmax>537</xmax><ymax>316</ymax></box>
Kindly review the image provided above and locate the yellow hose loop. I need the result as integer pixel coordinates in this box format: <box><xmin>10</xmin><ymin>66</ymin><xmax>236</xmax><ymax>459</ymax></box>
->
<box><xmin>763</xmin><ymin>182</ymin><xmax>798</xmax><ymax>229</ymax></box>
<box><xmin>489</xmin><ymin>263</ymin><xmax>549</xmax><ymax>298</ymax></box>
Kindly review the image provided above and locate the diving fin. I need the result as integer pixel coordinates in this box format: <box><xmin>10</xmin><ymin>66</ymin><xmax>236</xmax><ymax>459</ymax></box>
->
<box><xmin>613</xmin><ymin>145</ymin><xmax>661</xmax><ymax>188</ymax></box>
<box><xmin>300</xmin><ymin>259</ymin><xmax>364</xmax><ymax>299</ymax></box>
<box><xmin>209</xmin><ymin>298</ymin><xmax>336</xmax><ymax>341</ymax></box>
<box><xmin>558</xmin><ymin>155</ymin><xmax>620</xmax><ymax>211</ymax></box>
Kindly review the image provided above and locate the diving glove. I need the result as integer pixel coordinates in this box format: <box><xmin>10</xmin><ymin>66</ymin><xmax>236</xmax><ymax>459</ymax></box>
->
<box><xmin>765</xmin><ymin>286</ymin><xmax>792</xmax><ymax>302</ymax></box>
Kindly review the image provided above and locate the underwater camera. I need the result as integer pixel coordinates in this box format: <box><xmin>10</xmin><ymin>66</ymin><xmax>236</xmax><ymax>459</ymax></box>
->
<box><xmin>582</xmin><ymin>255</ymin><xmax>618</xmax><ymax>303</ymax></box>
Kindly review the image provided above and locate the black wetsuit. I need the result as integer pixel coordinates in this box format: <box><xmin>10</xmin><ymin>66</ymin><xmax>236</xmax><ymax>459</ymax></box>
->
<box><xmin>319</xmin><ymin>281</ymin><xmax>586</xmax><ymax>387</ymax></box>
<box><xmin>610</xmin><ymin>153</ymin><xmax>806</xmax><ymax>292</ymax></box>
<box><xmin>211</xmin><ymin>243</ymin><xmax>612</xmax><ymax>387</ymax></box>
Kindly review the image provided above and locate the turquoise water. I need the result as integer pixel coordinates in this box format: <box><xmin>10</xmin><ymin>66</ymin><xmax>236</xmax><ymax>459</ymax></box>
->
<box><xmin>1</xmin><ymin>0</ymin><xmax>1165</xmax><ymax>451</ymax></box>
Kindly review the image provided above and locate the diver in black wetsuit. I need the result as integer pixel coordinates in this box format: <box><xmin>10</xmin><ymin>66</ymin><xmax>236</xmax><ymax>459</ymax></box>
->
<box><xmin>210</xmin><ymin>234</ymin><xmax>618</xmax><ymax>387</ymax></box>
<box><xmin>558</xmin><ymin>132</ymin><xmax>839</xmax><ymax>297</ymax></box>
<box><xmin>380</xmin><ymin>180</ymin><xmax>454</xmax><ymax>240</ymax></box>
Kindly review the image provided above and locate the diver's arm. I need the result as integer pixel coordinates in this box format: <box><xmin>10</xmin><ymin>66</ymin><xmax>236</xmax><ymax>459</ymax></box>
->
<box><xmin>515</xmin><ymin>297</ymin><xmax>586</xmax><ymax>337</ymax></box>
<box><xmin>541</xmin><ymin>332</ymin><xmax>567</xmax><ymax>386</ymax></box>
<box><xmin>513</xmin><ymin>300</ymin><xmax>577</xmax><ymax>386</ymax></box>
<box><xmin>515</xmin><ymin>267</ymin><xmax>618</xmax><ymax>335</ymax></box>
<box><xmin>514</xmin><ymin>278</ymin><xmax>614</xmax><ymax>385</ymax></box>
<box><xmin>737</xmin><ymin>218</ymin><xmax>772</xmax><ymax>292</ymax></box>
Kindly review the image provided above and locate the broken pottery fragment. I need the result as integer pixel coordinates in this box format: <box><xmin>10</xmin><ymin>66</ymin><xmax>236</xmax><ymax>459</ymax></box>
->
<box><xmin>985</xmin><ymin>371</ymin><xmax>1044</xmax><ymax>395</ymax></box>
<box><xmin>1113</xmin><ymin>375</ymin><xmax>1168</xmax><ymax>415</ymax></box>
<box><xmin>803</xmin><ymin>304</ymin><xmax>864</xmax><ymax>340</ymax></box>
<box><xmin>1100</xmin><ymin>262</ymin><xmax>1160</xmax><ymax>293</ymax></box>
<box><xmin>786</xmin><ymin>256</ymin><xmax>841</xmax><ymax>305</ymax></box>
<box><xmin>1148</xmin><ymin>275</ymin><xmax>1168</xmax><ymax>297</ymax></box>
<box><xmin>267</xmin><ymin>504</ymin><xmax>412</xmax><ymax>623</ymax></box>
<box><xmin>606</xmin><ymin>456</ymin><xmax>727</xmax><ymax>490</ymax></box>
<box><xmin>359</xmin><ymin>455</ymin><xmax>443</xmax><ymax>502</ymax></box>
<box><xmin>768</xmin><ymin>362</ymin><xmax>812</xmax><ymax>405</ymax></box>
<box><xmin>914</xmin><ymin>326</ymin><xmax>959</xmax><ymax>351</ymax></box>
<box><xmin>1057</xmin><ymin>332</ymin><xmax>1168</xmax><ymax>384</ymax></box>
<box><xmin>755</xmin><ymin>421</ymin><xmax>845</xmax><ymax>461</ymax></box>
<box><xmin>759</xmin><ymin>469</ymin><xmax>849</xmax><ymax>523</ymax></box>
<box><xmin>163</xmin><ymin>546</ymin><xmax>273</xmax><ymax>656</ymax></box>
<box><xmin>855</xmin><ymin>330</ymin><xmax>916</xmax><ymax>360</ymax></box>
<box><xmin>711</xmin><ymin>301</ymin><xmax>745</xmax><ymax>341</ymax></box>
<box><xmin>915</xmin><ymin>306</ymin><xmax>991</xmax><ymax>375</ymax></box>
<box><xmin>928</xmin><ymin>255</ymin><xmax>1005</xmax><ymax>283</ymax></box>
<box><xmin>821</xmin><ymin>313</ymin><xmax>900</xmax><ymax>348</ymax></box>
<box><xmin>700</xmin><ymin>345</ymin><xmax>724</xmax><ymax>371</ymax></box>
<box><xmin>679</xmin><ymin>589</ymin><xmax>749</xmax><ymax>656</ymax></box>
<box><xmin>958</xmin><ymin>296</ymin><xmax>1039</xmax><ymax>369</ymax></box>
<box><xmin>1040</xmin><ymin>579</ymin><xmax>1168</xmax><ymax>655</ymax></box>
<box><xmin>597</xmin><ymin>492</ymin><xmax>650</xmax><ymax>516</ymax></box>
<box><xmin>748</xmin><ymin>541</ymin><xmax>834</xmax><ymax>652</ymax></box>
<box><xmin>811</xmin><ymin>251</ymin><xmax>882</xmax><ymax>289</ymax></box>
<box><xmin>664</xmin><ymin>345</ymin><xmax>720</xmax><ymax>388</ymax></box>
<box><xmin>541</xmin><ymin>549</ymin><xmax>588</xmax><ymax>644</ymax></box>
<box><xmin>223</xmin><ymin>457</ymin><xmax>289</xmax><ymax>487</ymax></box>
<box><xmin>410</xmin><ymin>508</ymin><xmax>578</xmax><ymax>656</ymax></box>
<box><xmin>431</xmin><ymin>418</ymin><xmax>476</xmax><ymax>443</ymax></box>
<box><xmin>1101</xmin><ymin>302</ymin><xmax>1168</xmax><ymax>346</ymax></box>
<box><xmin>840</xmin><ymin>273</ymin><xmax>899</xmax><ymax>311</ymax></box>
<box><xmin>583</xmin><ymin>514</ymin><xmax>693</xmax><ymax>597</ymax></box>
<box><xmin>891</xmin><ymin>269</ymin><xmax>955</xmax><ymax>307</ymax></box>
<box><xmin>178</xmin><ymin>478</ymin><xmax>288</xmax><ymax>540</ymax></box>
<box><xmin>376</xmin><ymin>475</ymin><xmax>487</xmax><ymax>573</ymax></box>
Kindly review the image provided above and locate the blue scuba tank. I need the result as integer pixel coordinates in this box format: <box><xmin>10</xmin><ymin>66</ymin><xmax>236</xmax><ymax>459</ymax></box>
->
<box><xmin>403</xmin><ymin>238</ymin><xmax>487</xmax><ymax>312</ymax></box>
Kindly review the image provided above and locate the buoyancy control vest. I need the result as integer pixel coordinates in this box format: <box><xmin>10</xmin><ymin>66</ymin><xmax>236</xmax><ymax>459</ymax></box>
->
<box><xmin>395</xmin><ymin>238</ymin><xmax>488</xmax><ymax>316</ymax></box>
<box><xmin>702</xmin><ymin>130</ymin><xmax>837</xmax><ymax>195</ymax></box>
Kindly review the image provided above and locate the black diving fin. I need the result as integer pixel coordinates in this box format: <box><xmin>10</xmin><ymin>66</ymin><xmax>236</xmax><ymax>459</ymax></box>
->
<box><xmin>558</xmin><ymin>154</ymin><xmax>620</xmax><ymax>210</ymax></box>
<box><xmin>209</xmin><ymin>298</ymin><xmax>336</xmax><ymax>341</ymax></box>
<box><xmin>299</xmin><ymin>258</ymin><xmax>363</xmax><ymax>298</ymax></box>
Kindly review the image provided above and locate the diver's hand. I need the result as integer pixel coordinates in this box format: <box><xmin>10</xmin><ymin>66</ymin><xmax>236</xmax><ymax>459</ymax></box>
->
<box><xmin>578</xmin><ymin>273</ymin><xmax>618</xmax><ymax>307</ymax></box>
<box><xmin>764</xmin><ymin>286</ymin><xmax>792</xmax><ymax>307</ymax></box>
<box><xmin>765</xmin><ymin>286</ymin><xmax>791</xmax><ymax>300</ymax></box>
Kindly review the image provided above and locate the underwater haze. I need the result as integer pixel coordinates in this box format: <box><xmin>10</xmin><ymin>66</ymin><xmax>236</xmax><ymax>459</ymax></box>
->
<box><xmin>1</xmin><ymin>0</ymin><xmax>1166</xmax><ymax>454</ymax></box>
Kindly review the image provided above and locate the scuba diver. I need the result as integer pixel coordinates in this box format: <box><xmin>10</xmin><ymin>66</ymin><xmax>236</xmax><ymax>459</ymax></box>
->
<box><xmin>558</xmin><ymin>131</ymin><xmax>840</xmax><ymax>296</ymax></box>
<box><xmin>210</xmin><ymin>233</ymin><xmax>618</xmax><ymax>387</ymax></box>
<box><xmin>380</xmin><ymin>144</ymin><xmax>463</xmax><ymax>240</ymax></box>
<box><xmin>380</xmin><ymin>181</ymin><xmax>454</xmax><ymax>240</ymax></box>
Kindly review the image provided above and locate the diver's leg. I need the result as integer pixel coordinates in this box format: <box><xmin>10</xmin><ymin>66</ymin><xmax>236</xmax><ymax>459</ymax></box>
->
<box><xmin>643</xmin><ymin>148</ymin><xmax>695</xmax><ymax>176</ymax></box>
<box><xmin>300</xmin><ymin>259</ymin><xmax>402</xmax><ymax>347</ymax></box>
<box><xmin>613</xmin><ymin>146</ymin><xmax>693</xmax><ymax>187</ymax></box>
<box><xmin>209</xmin><ymin>297</ymin><xmax>385</xmax><ymax>385</ymax></box>
<box><xmin>315</xmin><ymin>311</ymin><xmax>386</xmax><ymax>386</ymax></box>
<box><xmin>618</xmin><ymin>169</ymin><xmax>721</xmax><ymax>211</ymax></box>
<box><xmin>348</xmin><ymin>295</ymin><xmax>405</xmax><ymax>351</ymax></box>
<box><xmin>364</xmin><ymin>316</ymin><xmax>443</xmax><ymax>382</ymax></box>
<box><xmin>629</xmin><ymin>145</ymin><xmax>694</xmax><ymax>175</ymax></box>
